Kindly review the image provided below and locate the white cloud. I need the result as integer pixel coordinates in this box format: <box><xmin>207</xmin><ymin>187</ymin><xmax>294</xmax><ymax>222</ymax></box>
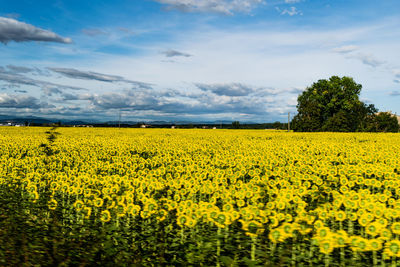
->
<box><xmin>196</xmin><ymin>83</ymin><xmax>254</xmax><ymax>96</ymax></box>
<box><xmin>47</xmin><ymin>67</ymin><xmax>151</xmax><ymax>88</ymax></box>
<box><xmin>332</xmin><ymin>45</ymin><xmax>387</xmax><ymax>68</ymax></box>
<box><xmin>279</xmin><ymin>7</ymin><xmax>302</xmax><ymax>16</ymax></box>
<box><xmin>3</xmin><ymin>19</ymin><xmax>400</xmax><ymax>121</ymax></box>
<box><xmin>332</xmin><ymin>45</ymin><xmax>359</xmax><ymax>54</ymax></box>
<box><xmin>154</xmin><ymin>0</ymin><xmax>264</xmax><ymax>15</ymax></box>
<box><xmin>0</xmin><ymin>17</ymin><xmax>72</xmax><ymax>44</ymax></box>
<box><xmin>285</xmin><ymin>0</ymin><xmax>301</xmax><ymax>3</ymax></box>
<box><xmin>350</xmin><ymin>53</ymin><xmax>385</xmax><ymax>68</ymax></box>
<box><xmin>162</xmin><ymin>49</ymin><xmax>192</xmax><ymax>57</ymax></box>
<box><xmin>0</xmin><ymin>93</ymin><xmax>45</xmax><ymax>108</ymax></box>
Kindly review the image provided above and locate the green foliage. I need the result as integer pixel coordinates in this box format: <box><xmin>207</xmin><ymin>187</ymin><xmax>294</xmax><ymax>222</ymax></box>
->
<box><xmin>292</xmin><ymin>76</ymin><xmax>378</xmax><ymax>132</ymax></box>
<box><xmin>364</xmin><ymin>112</ymin><xmax>399</xmax><ymax>132</ymax></box>
<box><xmin>232</xmin><ymin>121</ymin><xmax>240</xmax><ymax>129</ymax></box>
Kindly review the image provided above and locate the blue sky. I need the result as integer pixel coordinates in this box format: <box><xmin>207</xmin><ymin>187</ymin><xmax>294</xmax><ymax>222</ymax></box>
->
<box><xmin>0</xmin><ymin>0</ymin><xmax>399</xmax><ymax>122</ymax></box>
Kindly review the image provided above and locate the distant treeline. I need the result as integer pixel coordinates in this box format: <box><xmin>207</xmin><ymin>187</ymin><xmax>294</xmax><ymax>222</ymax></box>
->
<box><xmin>19</xmin><ymin>121</ymin><xmax>289</xmax><ymax>130</ymax></box>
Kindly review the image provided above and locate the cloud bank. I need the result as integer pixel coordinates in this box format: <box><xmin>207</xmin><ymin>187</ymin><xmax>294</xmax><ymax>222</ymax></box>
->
<box><xmin>0</xmin><ymin>68</ymin><xmax>88</xmax><ymax>92</ymax></box>
<box><xmin>0</xmin><ymin>93</ymin><xmax>47</xmax><ymax>109</ymax></box>
<box><xmin>0</xmin><ymin>17</ymin><xmax>72</xmax><ymax>44</ymax></box>
<box><xmin>154</xmin><ymin>0</ymin><xmax>264</xmax><ymax>15</ymax></box>
<box><xmin>48</xmin><ymin>67</ymin><xmax>152</xmax><ymax>89</ymax></box>
<box><xmin>332</xmin><ymin>45</ymin><xmax>359</xmax><ymax>54</ymax></box>
<box><xmin>162</xmin><ymin>49</ymin><xmax>192</xmax><ymax>57</ymax></box>
<box><xmin>196</xmin><ymin>83</ymin><xmax>255</xmax><ymax>96</ymax></box>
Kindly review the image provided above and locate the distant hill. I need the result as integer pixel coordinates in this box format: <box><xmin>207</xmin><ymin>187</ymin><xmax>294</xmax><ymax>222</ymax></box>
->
<box><xmin>0</xmin><ymin>116</ymin><xmax>53</xmax><ymax>124</ymax></box>
<box><xmin>0</xmin><ymin>114</ymin><xmax>286</xmax><ymax>129</ymax></box>
<box><xmin>0</xmin><ymin>115</ymin><xmax>94</xmax><ymax>125</ymax></box>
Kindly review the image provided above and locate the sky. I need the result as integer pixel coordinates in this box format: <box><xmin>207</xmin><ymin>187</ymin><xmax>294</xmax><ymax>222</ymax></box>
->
<box><xmin>0</xmin><ymin>0</ymin><xmax>399</xmax><ymax>123</ymax></box>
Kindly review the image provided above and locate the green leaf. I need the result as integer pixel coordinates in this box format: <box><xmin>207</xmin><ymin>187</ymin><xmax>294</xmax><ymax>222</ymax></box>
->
<box><xmin>243</xmin><ymin>257</ymin><xmax>257</xmax><ymax>267</ymax></box>
<box><xmin>220</xmin><ymin>255</ymin><xmax>234</xmax><ymax>266</ymax></box>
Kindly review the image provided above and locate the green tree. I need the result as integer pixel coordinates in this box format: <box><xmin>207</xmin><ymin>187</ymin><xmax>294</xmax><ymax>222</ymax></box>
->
<box><xmin>369</xmin><ymin>112</ymin><xmax>399</xmax><ymax>132</ymax></box>
<box><xmin>232</xmin><ymin>121</ymin><xmax>240</xmax><ymax>129</ymax></box>
<box><xmin>272</xmin><ymin>121</ymin><xmax>282</xmax><ymax>129</ymax></box>
<box><xmin>291</xmin><ymin>76</ymin><xmax>377</xmax><ymax>132</ymax></box>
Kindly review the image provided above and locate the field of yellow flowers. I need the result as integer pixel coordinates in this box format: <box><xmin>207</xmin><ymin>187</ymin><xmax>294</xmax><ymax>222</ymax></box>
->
<box><xmin>1</xmin><ymin>127</ymin><xmax>400</xmax><ymax>266</ymax></box>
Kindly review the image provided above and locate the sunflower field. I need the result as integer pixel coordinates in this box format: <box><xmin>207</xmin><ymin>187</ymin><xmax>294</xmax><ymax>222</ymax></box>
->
<box><xmin>1</xmin><ymin>127</ymin><xmax>400</xmax><ymax>266</ymax></box>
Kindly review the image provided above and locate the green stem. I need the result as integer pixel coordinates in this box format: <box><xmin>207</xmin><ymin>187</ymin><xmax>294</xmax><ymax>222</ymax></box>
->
<box><xmin>325</xmin><ymin>254</ymin><xmax>330</xmax><ymax>267</ymax></box>
<box><xmin>348</xmin><ymin>220</ymin><xmax>354</xmax><ymax>235</ymax></box>
<box><xmin>340</xmin><ymin>247</ymin><xmax>345</xmax><ymax>267</ymax></box>
<box><xmin>270</xmin><ymin>242</ymin><xmax>276</xmax><ymax>264</ymax></box>
<box><xmin>373</xmin><ymin>251</ymin><xmax>378</xmax><ymax>267</ymax></box>
<box><xmin>180</xmin><ymin>227</ymin><xmax>185</xmax><ymax>245</ymax></box>
<box><xmin>292</xmin><ymin>237</ymin><xmax>296</xmax><ymax>267</ymax></box>
<box><xmin>217</xmin><ymin>227</ymin><xmax>221</xmax><ymax>267</ymax></box>
<box><xmin>308</xmin><ymin>244</ymin><xmax>314</xmax><ymax>266</ymax></box>
<box><xmin>251</xmin><ymin>236</ymin><xmax>256</xmax><ymax>262</ymax></box>
<box><xmin>353</xmin><ymin>252</ymin><xmax>359</xmax><ymax>265</ymax></box>
<box><xmin>224</xmin><ymin>226</ymin><xmax>229</xmax><ymax>244</ymax></box>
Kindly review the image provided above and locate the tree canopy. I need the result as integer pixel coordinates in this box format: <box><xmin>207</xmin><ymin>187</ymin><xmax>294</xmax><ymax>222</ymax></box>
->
<box><xmin>371</xmin><ymin>112</ymin><xmax>400</xmax><ymax>132</ymax></box>
<box><xmin>291</xmin><ymin>76</ymin><xmax>399</xmax><ymax>132</ymax></box>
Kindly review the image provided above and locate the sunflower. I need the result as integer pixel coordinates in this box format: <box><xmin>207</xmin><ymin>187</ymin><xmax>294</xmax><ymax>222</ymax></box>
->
<box><xmin>368</xmin><ymin>239</ymin><xmax>383</xmax><ymax>251</ymax></box>
<box><xmin>116</xmin><ymin>203</ymin><xmax>127</xmax><ymax>218</ymax></box>
<box><xmin>377</xmin><ymin>217</ymin><xmax>388</xmax><ymax>228</ymax></box>
<box><xmin>140</xmin><ymin>210</ymin><xmax>151</xmax><ymax>219</ymax></box>
<box><xmin>223</xmin><ymin>203</ymin><xmax>233</xmax><ymax>212</ymax></box>
<box><xmin>277</xmin><ymin>213</ymin><xmax>285</xmax><ymax>222</ymax></box>
<box><xmin>316</xmin><ymin>227</ymin><xmax>331</xmax><ymax>240</ymax></box>
<box><xmin>107</xmin><ymin>200</ymin><xmax>116</xmax><ymax>209</ymax></box>
<box><xmin>100</xmin><ymin>210</ymin><xmax>111</xmax><ymax>223</ymax></box>
<box><xmin>319</xmin><ymin>239</ymin><xmax>335</xmax><ymax>254</ymax></box>
<box><xmin>245</xmin><ymin>221</ymin><xmax>264</xmax><ymax>237</ymax></box>
<box><xmin>285</xmin><ymin>214</ymin><xmax>293</xmax><ymax>222</ymax></box>
<box><xmin>268</xmin><ymin>228</ymin><xmax>284</xmax><ymax>243</ymax></box>
<box><xmin>177</xmin><ymin>214</ymin><xmax>188</xmax><ymax>227</ymax></box>
<box><xmin>349</xmin><ymin>236</ymin><xmax>362</xmax><ymax>252</ymax></box>
<box><xmin>391</xmin><ymin>222</ymin><xmax>400</xmax><ymax>235</ymax></box>
<box><xmin>335</xmin><ymin>210</ymin><xmax>346</xmax><ymax>222</ymax></box>
<box><xmin>348</xmin><ymin>212</ymin><xmax>358</xmax><ymax>221</ymax></box>
<box><xmin>48</xmin><ymin>198</ymin><xmax>58</xmax><ymax>210</ymax></box>
<box><xmin>314</xmin><ymin>220</ymin><xmax>324</xmax><ymax>229</ymax></box>
<box><xmin>83</xmin><ymin>206</ymin><xmax>92</xmax><ymax>219</ymax></box>
<box><xmin>184</xmin><ymin>218</ymin><xmax>197</xmax><ymax>228</ymax></box>
<box><xmin>374</xmin><ymin>208</ymin><xmax>384</xmax><ymax>218</ymax></box>
<box><xmin>298</xmin><ymin>224</ymin><xmax>312</xmax><ymax>235</ymax></box>
<box><xmin>237</xmin><ymin>199</ymin><xmax>245</xmax><ymax>207</ymax></box>
<box><xmin>365</xmin><ymin>221</ymin><xmax>381</xmax><ymax>237</ymax></box>
<box><xmin>216</xmin><ymin>213</ymin><xmax>227</xmax><ymax>226</ymax></box>
<box><xmin>358</xmin><ymin>214</ymin><xmax>370</xmax><ymax>227</ymax></box>
<box><xmin>276</xmin><ymin>201</ymin><xmax>286</xmax><ymax>210</ymax></box>
<box><xmin>379</xmin><ymin>228</ymin><xmax>392</xmax><ymax>241</ymax></box>
<box><xmin>333</xmin><ymin>231</ymin><xmax>347</xmax><ymax>247</ymax></box>
<box><xmin>269</xmin><ymin>216</ymin><xmax>279</xmax><ymax>228</ymax></box>
<box><xmin>378</xmin><ymin>194</ymin><xmax>388</xmax><ymax>203</ymax></box>
<box><xmin>73</xmin><ymin>200</ymin><xmax>84</xmax><ymax>211</ymax></box>
<box><xmin>384</xmin><ymin>240</ymin><xmax>400</xmax><ymax>257</ymax></box>
<box><xmin>93</xmin><ymin>197</ymin><xmax>104</xmax><ymax>208</ymax></box>
<box><xmin>265</xmin><ymin>201</ymin><xmax>275</xmax><ymax>210</ymax></box>
<box><xmin>130</xmin><ymin>205</ymin><xmax>141</xmax><ymax>216</ymax></box>
<box><xmin>356</xmin><ymin>238</ymin><xmax>369</xmax><ymax>252</ymax></box>
<box><xmin>281</xmin><ymin>222</ymin><xmax>295</xmax><ymax>238</ymax></box>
